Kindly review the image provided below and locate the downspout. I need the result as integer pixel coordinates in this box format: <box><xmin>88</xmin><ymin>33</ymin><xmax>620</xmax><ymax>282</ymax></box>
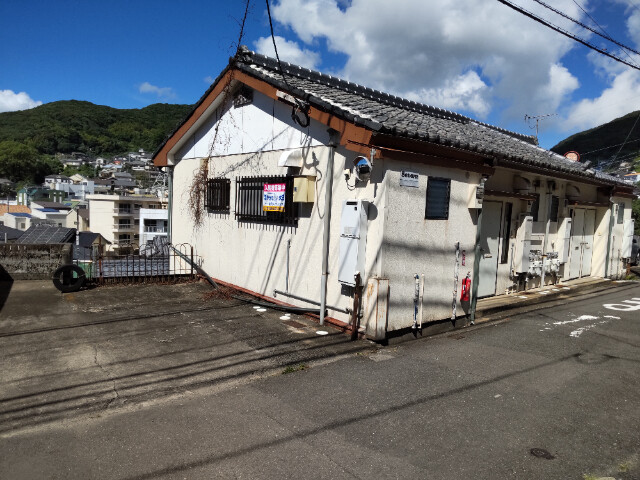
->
<box><xmin>469</xmin><ymin>207</ymin><xmax>483</xmax><ymax>325</ymax></box>
<box><xmin>604</xmin><ymin>202</ymin><xmax>614</xmax><ymax>278</ymax></box>
<box><xmin>319</xmin><ymin>128</ymin><xmax>340</xmax><ymax>326</ymax></box>
<box><xmin>167</xmin><ymin>167</ymin><xmax>173</xmax><ymax>244</ymax></box>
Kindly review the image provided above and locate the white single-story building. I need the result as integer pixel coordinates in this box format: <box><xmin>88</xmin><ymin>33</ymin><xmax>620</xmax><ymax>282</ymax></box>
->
<box><xmin>154</xmin><ymin>47</ymin><xmax>636</xmax><ymax>340</ymax></box>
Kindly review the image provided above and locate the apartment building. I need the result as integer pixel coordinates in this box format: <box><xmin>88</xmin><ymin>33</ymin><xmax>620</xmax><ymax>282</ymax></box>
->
<box><xmin>86</xmin><ymin>194</ymin><xmax>167</xmax><ymax>247</ymax></box>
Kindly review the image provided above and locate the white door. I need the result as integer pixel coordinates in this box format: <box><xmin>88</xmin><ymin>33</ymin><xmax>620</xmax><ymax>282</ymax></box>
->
<box><xmin>568</xmin><ymin>209</ymin><xmax>585</xmax><ymax>279</ymax></box>
<box><xmin>581</xmin><ymin>209</ymin><xmax>595</xmax><ymax>276</ymax></box>
<box><xmin>477</xmin><ymin>201</ymin><xmax>503</xmax><ymax>298</ymax></box>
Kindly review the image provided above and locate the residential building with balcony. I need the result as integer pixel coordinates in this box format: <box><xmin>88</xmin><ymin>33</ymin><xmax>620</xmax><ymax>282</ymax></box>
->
<box><xmin>139</xmin><ymin>208</ymin><xmax>168</xmax><ymax>246</ymax></box>
<box><xmin>86</xmin><ymin>194</ymin><xmax>166</xmax><ymax>247</ymax></box>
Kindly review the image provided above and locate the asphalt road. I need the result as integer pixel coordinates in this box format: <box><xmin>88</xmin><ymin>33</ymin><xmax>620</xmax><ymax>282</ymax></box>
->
<box><xmin>1</xmin><ymin>281</ymin><xmax>639</xmax><ymax>479</ymax></box>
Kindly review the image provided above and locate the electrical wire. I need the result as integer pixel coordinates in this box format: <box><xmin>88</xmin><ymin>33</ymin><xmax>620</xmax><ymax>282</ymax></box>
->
<box><xmin>530</xmin><ymin>0</ymin><xmax>640</xmax><ymax>59</ymax></box>
<box><xmin>265</xmin><ymin>0</ymin><xmax>311</xmax><ymax>128</ymax></box>
<box><xmin>611</xmin><ymin>110</ymin><xmax>640</xmax><ymax>162</ymax></box>
<box><xmin>495</xmin><ymin>0</ymin><xmax>640</xmax><ymax>70</ymax></box>
<box><xmin>581</xmin><ymin>138</ymin><xmax>640</xmax><ymax>157</ymax></box>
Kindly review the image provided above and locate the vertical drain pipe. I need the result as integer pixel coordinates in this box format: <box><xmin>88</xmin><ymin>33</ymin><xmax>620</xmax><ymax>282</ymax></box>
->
<box><xmin>319</xmin><ymin>129</ymin><xmax>340</xmax><ymax>326</ymax></box>
<box><xmin>167</xmin><ymin>167</ymin><xmax>173</xmax><ymax>244</ymax></box>
<box><xmin>470</xmin><ymin>208</ymin><xmax>484</xmax><ymax>324</ymax></box>
<box><xmin>285</xmin><ymin>238</ymin><xmax>291</xmax><ymax>293</ymax></box>
<box><xmin>604</xmin><ymin>203</ymin><xmax>614</xmax><ymax>278</ymax></box>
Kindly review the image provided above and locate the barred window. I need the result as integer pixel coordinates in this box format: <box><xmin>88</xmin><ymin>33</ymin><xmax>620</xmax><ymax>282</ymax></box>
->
<box><xmin>235</xmin><ymin>175</ymin><xmax>297</xmax><ymax>227</ymax></box>
<box><xmin>425</xmin><ymin>177</ymin><xmax>451</xmax><ymax>220</ymax></box>
<box><xmin>205</xmin><ymin>178</ymin><xmax>231</xmax><ymax>213</ymax></box>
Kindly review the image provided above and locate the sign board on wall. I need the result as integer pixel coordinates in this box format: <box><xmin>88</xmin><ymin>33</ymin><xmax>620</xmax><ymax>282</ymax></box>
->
<box><xmin>399</xmin><ymin>171</ymin><xmax>419</xmax><ymax>187</ymax></box>
<box><xmin>263</xmin><ymin>183</ymin><xmax>286</xmax><ymax>212</ymax></box>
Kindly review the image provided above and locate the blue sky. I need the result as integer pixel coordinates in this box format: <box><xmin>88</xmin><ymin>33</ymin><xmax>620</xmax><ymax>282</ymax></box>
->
<box><xmin>2</xmin><ymin>0</ymin><xmax>640</xmax><ymax>150</ymax></box>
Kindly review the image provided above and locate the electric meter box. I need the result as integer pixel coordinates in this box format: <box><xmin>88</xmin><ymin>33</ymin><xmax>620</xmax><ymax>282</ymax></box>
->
<box><xmin>557</xmin><ymin>217</ymin><xmax>572</xmax><ymax>263</ymax></box>
<box><xmin>622</xmin><ymin>219</ymin><xmax>635</xmax><ymax>258</ymax></box>
<box><xmin>338</xmin><ymin>199</ymin><xmax>368</xmax><ymax>286</ymax></box>
<box><xmin>513</xmin><ymin>214</ymin><xmax>533</xmax><ymax>273</ymax></box>
<box><xmin>293</xmin><ymin>176</ymin><xmax>316</xmax><ymax>202</ymax></box>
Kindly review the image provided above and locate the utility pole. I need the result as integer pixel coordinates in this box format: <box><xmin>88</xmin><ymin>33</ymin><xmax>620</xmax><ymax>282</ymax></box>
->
<box><xmin>524</xmin><ymin>113</ymin><xmax>557</xmax><ymax>142</ymax></box>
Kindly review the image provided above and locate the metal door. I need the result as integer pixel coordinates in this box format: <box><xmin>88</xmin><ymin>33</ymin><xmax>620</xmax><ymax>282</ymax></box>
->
<box><xmin>580</xmin><ymin>209</ymin><xmax>595</xmax><ymax>276</ymax></box>
<box><xmin>568</xmin><ymin>209</ymin><xmax>585</xmax><ymax>279</ymax></box>
<box><xmin>478</xmin><ymin>201</ymin><xmax>503</xmax><ymax>298</ymax></box>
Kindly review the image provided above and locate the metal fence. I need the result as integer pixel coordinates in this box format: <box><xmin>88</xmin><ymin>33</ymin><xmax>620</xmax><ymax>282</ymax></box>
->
<box><xmin>74</xmin><ymin>239</ymin><xmax>200</xmax><ymax>285</ymax></box>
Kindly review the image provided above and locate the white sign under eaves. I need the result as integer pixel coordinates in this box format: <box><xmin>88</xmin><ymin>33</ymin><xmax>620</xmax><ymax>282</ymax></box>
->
<box><xmin>399</xmin><ymin>171</ymin><xmax>419</xmax><ymax>187</ymax></box>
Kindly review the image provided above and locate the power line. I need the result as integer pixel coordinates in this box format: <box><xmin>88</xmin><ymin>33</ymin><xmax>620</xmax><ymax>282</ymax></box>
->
<box><xmin>581</xmin><ymin>137</ymin><xmax>640</xmax><ymax>156</ymax></box>
<box><xmin>531</xmin><ymin>0</ymin><xmax>640</xmax><ymax>59</ymax></box>
<box><xmin>611</xmin><ymin>110</ymin><xmax>640</xmax><ymax>162</ymax></box>
<box><xmin>571</xmin><ymin>0</ymin><xmax>640</xmax><ymax>67</ymax></box>
<box><xmin>265</xmin><ymin>0</ymin><xmax>310</xmax><ymax>127</ymax></box>
<box><xmin>495</xmin><ymin>0</ymin><xmax>640</xmax><ymax>70</ymax></box>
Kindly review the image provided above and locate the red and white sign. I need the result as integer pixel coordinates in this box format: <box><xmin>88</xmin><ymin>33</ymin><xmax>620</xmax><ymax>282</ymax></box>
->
<box><xmin>263</xmin><ymin>183</ymin><xmax>286</xmax><ymax>212</ymax></box>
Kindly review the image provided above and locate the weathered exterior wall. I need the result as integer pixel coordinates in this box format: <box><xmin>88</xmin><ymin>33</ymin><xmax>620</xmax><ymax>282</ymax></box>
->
<box><xmin>171</xmin><ymin>89</ymin><xmax>387</xmax><ymax>327</ymax></box>
<box><xmin>0</xmin><ymin>243</ymin><xmax>72</xmax><ymax>280</ymax></box>
<box><xmin>380</xmin><ymin>160</ymin><xmax>479</xmax><ymax>328</ymax></box>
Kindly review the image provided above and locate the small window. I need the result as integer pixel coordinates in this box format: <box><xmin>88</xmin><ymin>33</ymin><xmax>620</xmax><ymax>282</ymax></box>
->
<box><xmin>530</xmin><ymin>194</ymin><xmax>540</xmax><ymax>222</ymax></box>
<box><xmin>235</xmin><ymin>175</ymin><xmax>297</xmax><ymax>226</ymax></box>
<box><xmin>617</xmin><ymin>203</ymin><xmax>625</xmax><ymax>224</ymax></box>
<box><xmin>206</xmin><ymin>178</ymin><xmax>231</xmax><ymax>213</ymax></box>
<box><xmin>549</xmin><ymin>195</ymin><xmax>559</xmax><ymax>223</ymax></box>
<box><xmin>425</xmin><ymin>177</ymin><xmax>451</xmax><ymax>220</ymax></box>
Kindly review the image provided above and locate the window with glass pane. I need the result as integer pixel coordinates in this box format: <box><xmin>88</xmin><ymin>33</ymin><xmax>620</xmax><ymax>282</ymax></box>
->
<box><xmin>425</xmin><ymin>177</ymin><xmax>451</xmax><ymax>220</ymax></box>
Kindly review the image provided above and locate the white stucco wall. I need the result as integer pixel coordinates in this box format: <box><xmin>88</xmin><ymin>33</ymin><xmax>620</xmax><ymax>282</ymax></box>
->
<box><xmin>380</xmin><ymin>160</ymin><xmax>479</xmax><ymax>328</ymax></box>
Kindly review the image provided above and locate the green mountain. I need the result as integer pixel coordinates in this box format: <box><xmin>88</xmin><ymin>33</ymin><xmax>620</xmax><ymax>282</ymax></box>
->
<box><xmin>551</xmin><ymin>110</ymin><xmax>640</xmax><ymax>172</ymax></box>
<box><xmin>0</xmin><ymin>100</ymin><xmax>192</xmax><ymax>157</ymax></box>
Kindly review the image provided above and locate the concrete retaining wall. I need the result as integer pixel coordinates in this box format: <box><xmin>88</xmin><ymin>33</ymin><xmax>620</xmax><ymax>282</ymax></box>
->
<box><xmin>0</xmin><ymin>244</ymin><xmax>72</xmax><ymax>280</ymax></box>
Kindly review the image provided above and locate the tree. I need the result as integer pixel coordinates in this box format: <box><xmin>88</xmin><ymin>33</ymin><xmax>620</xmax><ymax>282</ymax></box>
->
<box><xmin>632</xmin><ymin>197</ymin><xmax>640</xmax><ymax>235</ymax></box>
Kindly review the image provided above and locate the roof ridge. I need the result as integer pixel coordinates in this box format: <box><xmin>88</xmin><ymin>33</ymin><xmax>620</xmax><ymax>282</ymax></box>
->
<box><xmin>236</xmin><ymin>46</ymin><xmax>537</xmax><ymax>144</ymax></box>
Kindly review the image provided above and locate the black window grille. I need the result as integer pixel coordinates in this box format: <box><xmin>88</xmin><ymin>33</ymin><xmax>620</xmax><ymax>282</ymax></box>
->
<box><xmin>425</xmin><ymin>177</ymin><xmax>451</xmax><ymax>220</ymax></box>
<box><xmin>235</xmin><ymin>175</ymin><xmax>298</xmax><ymax>227</ymax></box>
<box><xmin>205</xmin><ymin>178</ymin><xmax>231</xmax><ymax>213</ymax></box>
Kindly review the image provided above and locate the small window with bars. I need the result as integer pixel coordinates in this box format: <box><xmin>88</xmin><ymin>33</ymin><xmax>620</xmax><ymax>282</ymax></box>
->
<box><xmin>235</xmin><ymin>175</ymin><xmax>297</xmax><ymax>227</ymax></box>
<box><xmin>205</xmin><ymin>178</ymin><xmax>231</xmax><ymax>213</ymax></box>
<box><xmin>425</xmin><ymin>177</ymin><xmax>451</xmax><ymax>220</ymax></box>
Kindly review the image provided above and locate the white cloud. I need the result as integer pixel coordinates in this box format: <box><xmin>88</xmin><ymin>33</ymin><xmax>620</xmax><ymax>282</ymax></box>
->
<box><xmin>0</xmin><ymin>89</ymin><xmax>42</xmax><ymax>113</ymax></box>
<box><xmin>204</xmin><ymin>76</ymin><xmax>215</xmax><ymax>84</ymax></box>
<box><xmin>563</xmin><ymin>69</ymin><xmax>640</xmax><ymax>131</ymax></box>
<box><xmin>139</xmin><ymin>82</ymin><xmax>176</xmax><ymax>99</ymax></box>
<box><xmin>268</xmin><ymin>0</ymin><xmax>585</xmax><ymax>118</ymax></box>
<box><xmin>254</xmin><ymin>35</ymin><xmax>321</xmax><ymax>70</ymax></box>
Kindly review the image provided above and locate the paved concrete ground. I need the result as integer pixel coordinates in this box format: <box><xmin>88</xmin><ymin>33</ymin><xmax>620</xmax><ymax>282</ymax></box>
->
<box><xmin>1</xmin><ymin>279</ymin><xmax>639</xmax><ymax>479</ymax></box>
<box><xmin>0</xmin><ymin>280</ymin><xmax>368</xmax><ymax>434</ymax></box>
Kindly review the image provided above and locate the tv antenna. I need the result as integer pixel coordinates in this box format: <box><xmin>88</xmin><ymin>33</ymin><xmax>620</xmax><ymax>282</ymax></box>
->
<box><xmin>524</xmin><ymin>113</ymin><xmax>557</xmax><ymax>141</ymax></box>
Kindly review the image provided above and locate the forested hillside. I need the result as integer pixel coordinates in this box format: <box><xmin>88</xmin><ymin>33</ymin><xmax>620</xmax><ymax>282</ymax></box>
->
<box><xmin>0</xmin><ymin>100</ymin><xmax>192</xmax><ymax>157</ymax></box>
<box><xmin>551</xmin><ymin>110</ymin><xmax>640</xmax><ymax>172</ymax></box>
<box><xmin>0</xmin><ymin>100</ymin><xmax>192</xmax><ymax>185</ymax></box>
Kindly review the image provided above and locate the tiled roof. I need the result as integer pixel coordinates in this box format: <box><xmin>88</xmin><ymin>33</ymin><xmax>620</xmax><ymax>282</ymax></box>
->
<box><xmin>155</xmin><ymin>47</ymin><xmax>627</xmax><ymax>187</ymax></box>
<box><xmin>231</xmin><ymin>47</ymin><xmax>626</xmax><ymax>186</ymax></box>
<box><xmin>0</xmin><ymin>205</ymin><xmax>31</xmax><ymax>215</ymax></box>
<box><xmin>17</xmin><ymin>224</ymin><xmax>75</xmax><ymax>244</ymax></box>
<box><xmin>0</xmin><ymin>225</ymin><xmax>23</xmax><ymax>241</ymax></box>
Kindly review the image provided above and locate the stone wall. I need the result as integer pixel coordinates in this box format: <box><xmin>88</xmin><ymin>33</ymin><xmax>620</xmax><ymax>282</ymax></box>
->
<box><xmin>0</xmin><ymin>244</ymin><xmax>72</xmax><ymax>280</ymax></box>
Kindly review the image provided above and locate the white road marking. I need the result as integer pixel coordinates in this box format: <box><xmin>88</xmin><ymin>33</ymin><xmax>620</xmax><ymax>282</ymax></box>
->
<box><xmin>553</xmin><ymin>315</ymin><xmax>598</xmax><ymax>325</ymax></box>
<box><xmin>604</xmin><ymin>298</ymin><xmax>640</xmax><ymax>311</ymax></box>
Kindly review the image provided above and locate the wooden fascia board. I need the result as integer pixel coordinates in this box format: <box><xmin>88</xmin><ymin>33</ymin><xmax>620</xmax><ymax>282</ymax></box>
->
<box><xmin>230</xmin><ymin>71</ymin><xmax>373</xmax><ymax>149</ymax></box>
<box><xmin>154</xmin><ymin>69</ymin><xmax>235</xmax><ymax>167</ymax></box>
<box><xmin>370</xmin><ymin>145</ymin><xmax>495</xmax><ymax>175</ymax></box>
<box><xmin>484</xmin><ymin>189</ymin><xmax>537</xmax><ymax>201</ymax></box>
<box><xmin>154</xmin><ymin>68</ymin><xmax>373</xmax><ymax>166</ymax></box>
<box><xmin>611</xmin><ymin>189</ymin><xmax>638</xmax><ymax>199</ymax></box>
<box><xmin>371</xmin><ymin>133</ymin><xmax>492</xmax><ymax>164</ymax></box>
